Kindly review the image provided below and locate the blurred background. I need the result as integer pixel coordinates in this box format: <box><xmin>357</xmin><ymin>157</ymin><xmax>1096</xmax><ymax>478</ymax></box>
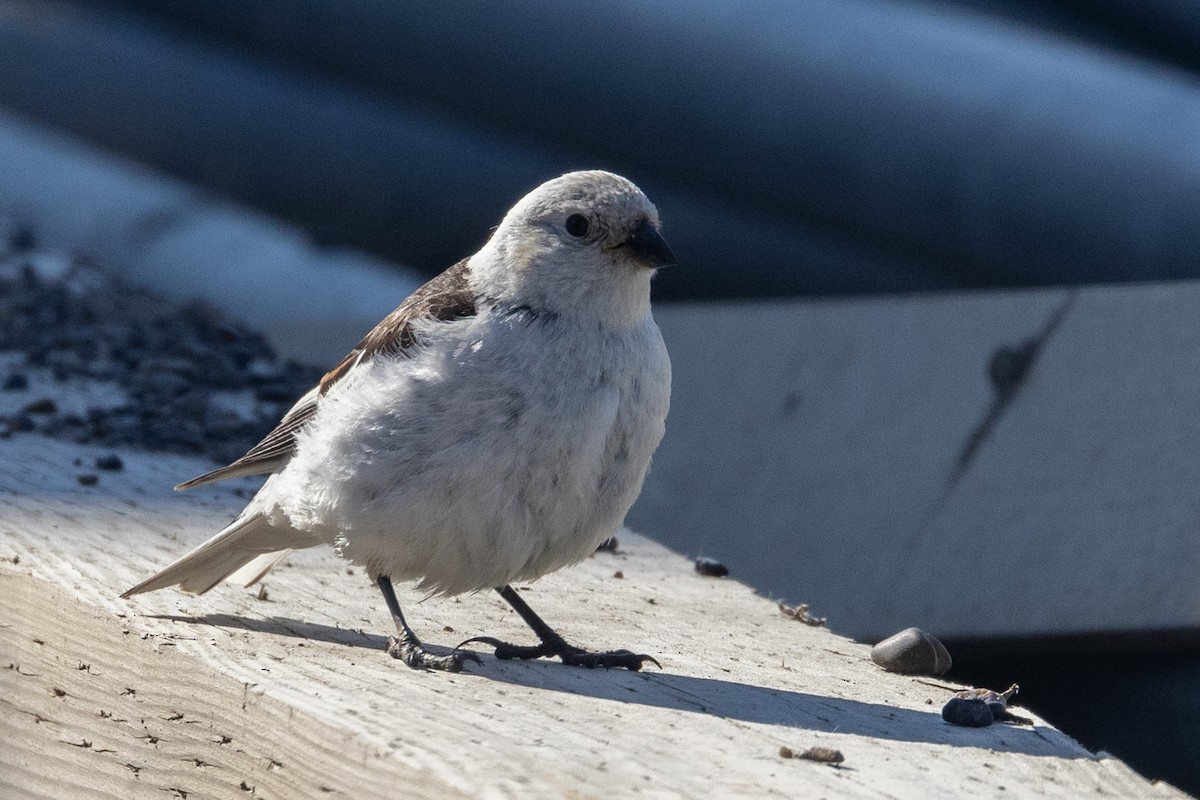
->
<box><xmin>4</xmin><ymin>0</ymin><xmax>1200</xmax><ymax>300</ymax></box>
<box><xmin>2</xmin><ymin>0</ymin><xmax>1200</xmax><ymax>793</ymax></box>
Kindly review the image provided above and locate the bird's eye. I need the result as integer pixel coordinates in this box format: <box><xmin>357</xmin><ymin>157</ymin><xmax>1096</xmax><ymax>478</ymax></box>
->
<box><xmin>565</xmin><ymin>214</ymin><xmax>590</xmax><ymax>238</ymax></box>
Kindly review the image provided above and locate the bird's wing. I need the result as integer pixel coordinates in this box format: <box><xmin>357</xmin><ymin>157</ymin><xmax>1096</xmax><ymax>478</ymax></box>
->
<box><xmin>315</xmin><ymin>257</ymin><xmax>475</xmax><ymax>391</ymax></box>
<box><xmin>175</xmin><ymin>259</ymin><xmax>477</xmax><ymax>491</ymax></box>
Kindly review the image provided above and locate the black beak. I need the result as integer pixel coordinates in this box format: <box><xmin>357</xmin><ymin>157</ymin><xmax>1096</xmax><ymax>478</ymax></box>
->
<box><xmin>623</xmin><ymin>219</ymin><xmax>677</xmax><ymax>268</ymax></box>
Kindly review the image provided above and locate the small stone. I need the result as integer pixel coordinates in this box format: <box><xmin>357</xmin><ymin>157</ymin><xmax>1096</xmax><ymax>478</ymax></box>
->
<box><xmin>778</xmin><ymin>746</ymin><xmax>794</xmax><ymax>759</ymax></box>
<box><xmin>77</xmin><ymin>474</ymin><xmax>99</xmax><ymax>486</ymax></box>
<box><xmin>2</xmin><ymin>373</ymin><xmax>28</xmax><ymax>391</ymax></box>
<box><xmin>694</xmin><ymin>557</ymin><xmax>728</xmax><ymax>577</ymax></box>
<box><xmin>23</xmin><ymin>397</ymin><xmax>57</xmax><ymax>415</ymax></box>
<box><xmin>942</xmin><ymin>697</ymin><xmax>994</xmax><ymax>727</ymax></box>
<box><xmin>95</xmin><ymin>454</ymin><xmax>124</xmax><ymax>471</ymax></box>
<box><xmin>613</xmin><ymin>570</ymin><xmax>624</xmax><ymax>579</ymax></box>
<box><xmin>870</xmin><ymin>627</ymin><xmax>952</xmax><ymax>676</ymax></box>
<box><xmin>8</xmin><ymin>225</ymin><xmax>35</xmax><ymax>252</ymax></box>
<box><xmin>952</xmin><ymin>683</ymin><xmax>1031</xmax><ymax>725</ymax></box>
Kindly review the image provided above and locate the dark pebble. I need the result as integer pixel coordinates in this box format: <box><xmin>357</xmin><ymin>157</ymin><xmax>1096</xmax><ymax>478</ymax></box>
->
<box><xmin>76</xmin><ymin>474</ymin><xmax>99</xmax><ymax>486</ymax></box>
<box><xmin>23</xmin><ymin>397</ymin><xmax>57</xmax><ymax>414</ymax></box>
<box><xmin>2</xmin><ymin>373</ymin><xmax>27</xmax><ymax>391</ymax></box>
<box><xmin>942</xmin><ymin>697</ymin><xmax>994</xmax><ymax>727</ymax></box>
<box><xmin>8</xmin><ymin>225</ymin><xmax>35</xmax><ymax>252</ymax></box>
<box><xmin>694</xmin><ymin>557</ymin><xmax>729</xmax><ymax>578</ymax></box>
<box><xmin>95</xmin><ymin>454</ymin><xmax>124</xmax><ymax>471</ymax></box>
<box><xmin>43</xmin><ymin>415</ymin><xmax>89</xmax><ymax>442</ymax></box>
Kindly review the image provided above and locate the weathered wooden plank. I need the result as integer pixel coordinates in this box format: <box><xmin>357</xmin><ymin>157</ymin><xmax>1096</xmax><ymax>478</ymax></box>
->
<box><xmin>0</xmin><ymin>570</ymin><xmax>461</xmax><ymax>800</ymax></box>
<box><xmin>0</xmin><ymin>434</ymin><xmax>1184</xmax><ymax>798</ymax></box>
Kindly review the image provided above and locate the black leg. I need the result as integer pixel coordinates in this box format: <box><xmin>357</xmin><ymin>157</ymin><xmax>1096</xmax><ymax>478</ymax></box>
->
<box><xmin>377</xmin><ymin>576</ymin><xmax>479</xmax><ymax>672</ymax></box>
<box><xmin>458</xmin><ymin>585</ymin><xmax>660</xmax><ymax>671</ymax></box>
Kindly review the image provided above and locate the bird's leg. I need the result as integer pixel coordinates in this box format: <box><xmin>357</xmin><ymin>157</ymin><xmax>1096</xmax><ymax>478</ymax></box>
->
<box><xmin>458</xmin><ymin>585</ymin><xmax>660</xmax><ymax>671</ymax></box>
<box><xmin>377</xmin><ymin>576</ymin><xmax>479</xmax><ymax>672</ymax></box>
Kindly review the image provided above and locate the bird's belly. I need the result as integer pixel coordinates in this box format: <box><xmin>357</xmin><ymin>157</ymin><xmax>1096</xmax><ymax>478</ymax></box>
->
<box><xmin>273</xmin><ymin>378</ymin><xmax>650</xmax><ymax>595</ymax></box>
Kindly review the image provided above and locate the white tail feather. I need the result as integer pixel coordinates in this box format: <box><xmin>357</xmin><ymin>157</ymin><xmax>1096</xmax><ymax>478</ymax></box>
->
<box><xmin>121</xmin><ymin>514</ymin><xmax>309</xmax><ymax>598</ymax></box>
<box><xmin>226</xmin><ymin>550</ymin><xmax>293</xmax><ymax>588</ymax></box>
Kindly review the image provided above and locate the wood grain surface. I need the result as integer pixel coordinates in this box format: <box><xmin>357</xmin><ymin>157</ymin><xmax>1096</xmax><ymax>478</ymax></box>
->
<box><xmin>0</xmin><ymin>434</ymin><xmax>1186</xmax><ymax>799</ymax></box>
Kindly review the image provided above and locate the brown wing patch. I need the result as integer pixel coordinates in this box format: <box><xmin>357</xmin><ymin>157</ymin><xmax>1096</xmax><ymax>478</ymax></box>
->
<box><xmin>318</xmin><ymin>258</ymin><xmax>475</xmax><ymax>394</ymax></box>
<box><xmin>176</xmin><ymin>259</ymin><xmax>476</xmax><ymax>490</ymax></box>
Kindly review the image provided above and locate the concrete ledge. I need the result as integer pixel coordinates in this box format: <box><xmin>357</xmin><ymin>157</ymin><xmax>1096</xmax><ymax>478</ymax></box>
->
<box><xmin>1</xmin><ymin>432</ymin><xmax>1180</xmax><ymax>798</ymax></box>
<box><xmin>636</xmin><ymin>281</ymin><xmax>1200</xmax><ymax>642</ymax></box>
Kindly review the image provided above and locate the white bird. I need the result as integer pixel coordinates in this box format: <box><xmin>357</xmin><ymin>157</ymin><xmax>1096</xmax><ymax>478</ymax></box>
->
<box><xmin>122</xmin><ymin>170</ymin><xmax>675</xmax><ymax>672</ymax></box>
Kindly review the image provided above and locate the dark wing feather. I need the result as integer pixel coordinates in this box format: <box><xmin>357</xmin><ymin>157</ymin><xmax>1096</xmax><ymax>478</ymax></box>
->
<box><xmin>175</xmin><ymin>259</ymin><xmax>476</xmax><ymax>491</ymax></box>
<box><xmin>317</xmin><ymin>258</ymin><xmax>475</xmax><ymax>393</ymax></box>
<box><xmin>174</xmin><ymin>390</ymin><xmax>319</xmax><ymax>490</ymax></box>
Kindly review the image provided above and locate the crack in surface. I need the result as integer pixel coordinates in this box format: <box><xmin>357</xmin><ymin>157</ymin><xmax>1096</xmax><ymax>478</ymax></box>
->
<box><xmin>943</xmin><ymin>292</ymin><xmax>1077</xmax><ymax>499</ymax></box>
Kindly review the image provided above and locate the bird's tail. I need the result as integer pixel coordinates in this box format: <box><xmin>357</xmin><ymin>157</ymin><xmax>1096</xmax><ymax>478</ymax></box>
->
<box><xmin>121</xmin><ymin>512</ymin><xmax>311</xmax><ymax>598</ymax></box>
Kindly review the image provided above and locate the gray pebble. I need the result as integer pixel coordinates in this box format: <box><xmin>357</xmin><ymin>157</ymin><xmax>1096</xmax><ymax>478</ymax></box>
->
<box><xmin>870</xmin><ymin>627</ymin><xmax>952</xmax><ymax>675</ymax></box>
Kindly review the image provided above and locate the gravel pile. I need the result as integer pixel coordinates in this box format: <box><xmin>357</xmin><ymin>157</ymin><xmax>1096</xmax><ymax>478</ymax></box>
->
<box><xmin>0</xmin><ymin>221</ymin><xmax>323</xmax><ymax>465</ymax></box>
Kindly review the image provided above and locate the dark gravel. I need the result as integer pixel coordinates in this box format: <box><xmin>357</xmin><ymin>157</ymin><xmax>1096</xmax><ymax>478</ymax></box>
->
<box><xmin>694</xmin><ymin>556</ymin><xmax>729</xmax><ymax>578</ymax></box>
<box><xmin>95</xmin><ymin>454</ymin><xmax>125</xmax><ymax>471</ymax></box>
<box><xmin>0</xmin><ymin>231</ymin><xmax>322</xmax><ymax>465</ymax></box>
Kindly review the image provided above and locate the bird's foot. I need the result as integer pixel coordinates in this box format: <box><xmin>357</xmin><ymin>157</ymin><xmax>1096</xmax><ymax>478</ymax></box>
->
<box><xmin>457</xmin><ymin>635</ymin><xmax>660</xmax><ymax>671</ymax></box>
<box><xmin>386</xmin><ymin>635</ymin><xmax>482</xmax><ymax>672</ymax></box>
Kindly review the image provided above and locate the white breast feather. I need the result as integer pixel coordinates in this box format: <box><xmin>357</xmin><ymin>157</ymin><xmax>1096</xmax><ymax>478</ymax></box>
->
<box><xmin>264</xmin><ymin>308</ymin><xmax>670</xmax><ymax>595</ymax></box>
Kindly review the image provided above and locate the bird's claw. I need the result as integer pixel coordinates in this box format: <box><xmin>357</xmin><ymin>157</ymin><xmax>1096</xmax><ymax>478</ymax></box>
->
<box><xmin>456</xmin><ymin>636</ymin><xmax>660</xmax><ymax>671</ymax></box>
<box><xmin>456</xmin><ymin>635</ymin><xmax>551</xmax><ymax>661</ymax></box>
<box><xmin>562</xmin><ymin>648</ymin><xmax>661</xmax><ymax>671</ymax></box>
<box><xmin>387</xmin><ymin>635</ymin><xmax>482</xmax><ymax>672</ymax></box>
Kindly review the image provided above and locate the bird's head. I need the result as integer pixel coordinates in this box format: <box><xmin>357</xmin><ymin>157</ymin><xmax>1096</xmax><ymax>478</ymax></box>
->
<box><xmin>471</xmin><ymin>171</ymin><xmax>675</xmax><ymax>327</ymax></box>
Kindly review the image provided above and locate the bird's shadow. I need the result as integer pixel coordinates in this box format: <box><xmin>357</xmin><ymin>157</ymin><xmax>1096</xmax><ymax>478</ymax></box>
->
<box><xmin>153</xmin><ymin>612</ymin><xmax>1084</xmax><ymax>759</ymax></box>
